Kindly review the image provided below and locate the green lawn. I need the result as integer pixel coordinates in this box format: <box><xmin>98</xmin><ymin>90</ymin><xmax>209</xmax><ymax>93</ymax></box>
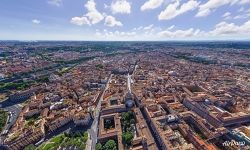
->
<box><xmin>0</xmin><ymin>81</ymin><xmax>33</xmax><ymax>91</ymax></box>
<box><xmin>38</xmin><ymin>131</ymin><xmax>88</xmax><ymax>150</ymax></box>
<box><xmin>50</xmin><ymin>134</ymin><xmax>65</xmax><ymax>143</ymax></box>
<box><xmin>38</xmin><ymin>135</ymin><xmax>64</xmax><ymax>150</ymax></box>
<box><xmin>40</xmin><ymin>143</ymin><xmax>55</xmax><ymax>150</ymax></box>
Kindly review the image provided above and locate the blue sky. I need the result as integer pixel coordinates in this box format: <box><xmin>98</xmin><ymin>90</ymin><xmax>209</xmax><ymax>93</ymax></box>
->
<box><xmin>0</xmin><ymin>0</ymin><xmax>250</xmax><ymax>40</ymax></box>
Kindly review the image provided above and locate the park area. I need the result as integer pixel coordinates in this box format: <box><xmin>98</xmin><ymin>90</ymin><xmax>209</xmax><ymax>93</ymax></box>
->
<box><xmin>24</xmin><ymin>131</ymin><xmax>88</xmax><ymax>150</ymax></box>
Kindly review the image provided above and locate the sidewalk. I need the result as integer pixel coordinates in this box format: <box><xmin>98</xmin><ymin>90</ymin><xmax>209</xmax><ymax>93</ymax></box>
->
<box><xmin>85</xmin><ymin>130</ymin><xmax>92</xmax><ymax>150</ymax></box>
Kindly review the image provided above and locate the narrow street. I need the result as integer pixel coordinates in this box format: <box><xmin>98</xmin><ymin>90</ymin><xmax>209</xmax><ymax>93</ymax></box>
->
<box><xmin>0</xmin><ymin>102</ymin><xmax>21</xmax><ymax>145</ymax></box>
<box><xmin>86</xmin><ymin>74</ymin><xmax>112</xmax><ymax>150</ymax></box>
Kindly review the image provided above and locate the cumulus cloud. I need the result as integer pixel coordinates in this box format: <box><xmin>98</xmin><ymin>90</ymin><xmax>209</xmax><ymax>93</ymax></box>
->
<box><xmin>70</xmin><ymin>0</ymin><xmax>104</xmax><ymax>26</ymax></box>
<box><xmin>104</xmin><ymin>16</ymin><xmax>123</xmax><ymax>27</ymax></box>
<box><xmin>85</xmin><ymin>0</ymin><xmax>104</xmax><ymax>24</ymax></box>
<box><xmin>157</xmin><ymin>20</ymin><xmax>250</xmax><ymax>39</ymax></box>
<box><xmin>141</xmin><ymin>0</ymin><xmax>164</xmax><ymax>11</ymax></box>
<box><xmin>210</xmin><ymin>20</ymin><xmax>250</xmax><ymax>35</ymax></box>
<box><xmin>111</xmin><ymin>0</ymin><xmax>131</xmax><ymax>14</ymax></box>
<box><xmin>94</xmin><ymin>20</ymin><xmax>250</xmax><ymax>40</ymax></box>
<box><xmin>47</xmin><ymin>0</ymin><xmax>62</xmax><ymax>7</ymax></box>
<box><xmin>95</xmin><ymin>19</ymin><xmax>250</xmax><ymax>40</ymax></box>
<box><xmin>32</xmin><ymin>19</ymin><xmax>41</xmax><ymax>24</ymax></box>
<box><xmin>158</xmin><ymin>0</ymin><xmax>199</xmax><ymax>20</ymax></box>
<box><xmin>70</xmin><ymin>17</ymin><xmax>90</xmax><ymax>26</ymax></box>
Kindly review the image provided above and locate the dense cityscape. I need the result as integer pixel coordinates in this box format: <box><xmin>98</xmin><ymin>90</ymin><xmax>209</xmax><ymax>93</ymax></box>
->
<box><xmin>0</xmin><ymin>41</ymin><xmax>249</xmax><ymax>150</ymax></box>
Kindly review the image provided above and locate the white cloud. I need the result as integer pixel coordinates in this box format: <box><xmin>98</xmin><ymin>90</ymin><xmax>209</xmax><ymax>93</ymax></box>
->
<box><xmin>85</xmin><ymin>11</ymin><xmax>104</xmax><ymax>24</ymax></box>
<box><xmin>47</xmin><ymin>0</ymin><xmax>62</xmax><ymax>7</ymax></box>
<box><xmin>168</xmin><ymin>25</ymin><xmax>175</xmax><ymax>30</ymax></box>
<box><xmin>70</xmin><ymin>17</ymin><xmax>90</xmax><ymax>26</ymax></box>
<box><xmin>210</xmin><ymin>20</ymin><xmax>250</xmax><ymax>35</ymax></box>
<box><xmin>85</xmin><ymin>0</ymin><xmax>104</xmax><ymax>24</ymax></box>
<box><xmin>141</xmin><ymin>0</ymin><xmax>164</xmax><ymax>11</ymax></box>
<box><xmin>222</xmin><ymin>12</ymin><xmax>231</xmax><ymax>20</ymax></box>
<box><xmin>196</xmin><ymin>0</ymin><xmax>250</xmax><ymax>17</ymax></box>
<box><xmin>238</xmin><ymin>7</ymin><xmax>245</xmax><ymax>12</ymax></box>
<box><xmin>95</xmin><ymin>20</ymin><xmax>250</xmax><ymax>40</ymax></box>
<box><xmin>221</xmin><ymin>7</ymin><xmax>250</xmax><ymax>20</ymax></box>
<box><xmin>96</xmin><ymin>30</ymin><xmax>136</xmax><ymax>40</ymax></box>
<box><xmin>70</xmin><ymin>0</ymin><xmax>104</xmax><ymax>26</ymax></box>
<box><xmin>222</xmin><ymin>12</ymin><xmax>231</xmax><ymax>18</ymax></box>
<box><xmin>212</xmin><ymin>22</ymin><xmax>239</xmax><ymax>35</ymax></box>
<box><xmin>158</xmin><ymin>28</ymin><xmax>201</xmax><ymax>38</ymax></box>
<box><xmin>104</xmin><ymin>3</ymin><xmax>109</xmax><ymax>9</ymax></box>
<box><xmin>158</xmin><ymin>0</ymin><xmax>199</xmax><ymax>20</ymax></box>
<box><xmin>233</xmin><ymin>13</ymin><xmax>250</xmax><ymax>19</ymax></box>
<box><xmin>238</xmin><ymin>0</ymin><xmax>250</xmax><ymax>4</ymax></box>
<box><xmin>133</xmin><ymin>26</ymin><xmax>143</xmax><ymax>31</ymax></box>
<box><xmin>111</xmin><ymin>0</ymin><xmax>131</xmax><ymax>14</ymax></box>
<box><xmin>85</xmin><ymin>0</ymin><xmax>97</xmax><ymax>12</ymax></box>
<box><xmin>104</xmin><ymin>16</ymin><xmax>123</xmax><ymax>27</ymax></box>
<box><xmin>32</xmin><ymin>19</ymin><xmax>41</xmax><ymax>24</ymax></box>
<box><xmin>158</xmin><ymin>20</ymin><xmax>250</xmax><ymax>39</ymax></box>
<box><xmin>196</xmin><ymin>0</ymin><xmax>231</xmax><ymax>17</ymax></box>
<box><xmin>143</xmin><ymin>24</ymin><xmax>154</xmax><ymax>30</ymax></box>
<box><xmin>131</xmin><ymin>25</ymin><xmax>162</xmax><ymax>37</ymax></box>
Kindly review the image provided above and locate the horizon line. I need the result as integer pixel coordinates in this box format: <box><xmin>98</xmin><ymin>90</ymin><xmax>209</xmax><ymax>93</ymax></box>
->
<box><xmin>1</xmin><ymin>39</ymin><xmax>250</xmax><ymax>42</ymax></box>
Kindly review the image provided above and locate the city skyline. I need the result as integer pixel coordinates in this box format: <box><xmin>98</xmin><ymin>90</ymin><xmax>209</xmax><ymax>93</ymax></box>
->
<box><xmin>1</xmin><ymin>0</ymin><xmax>250</xmax><ymax>41</ymax></box>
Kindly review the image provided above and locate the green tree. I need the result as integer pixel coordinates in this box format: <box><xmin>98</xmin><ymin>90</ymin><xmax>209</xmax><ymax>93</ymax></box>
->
<box><xmin>24</xmin><ymin>144</ymin><xmax>36</xmax><ymax>150</ymax></box>
<box><xmin>82</xmin><ymin>132</ymin><xmax>88</xmax><ymax>143</ymax></box>
<box><xmin>122</xmin><ymin>132</ymin><xmax>134</xmax><ymax>146</ymax></box>
<box><xmin>96</xmin><ymin>143</ymin><xmax>102</xmax><ymax>150</ymax></box>
<box><xmin>95</xmin><ymin>64</ymin><xmax>104</xmax><ymax>69</ymax></box>
<box><xmin>127</xmin><ymin>111</ymin><xmax>133</xmax><ymax>119</ymax></box>
<box><xmin>130</xmin><ymin>119</ymin><xmax>135</xmax><ymax>125</ymax></box>
<box><xmin>121</xmin><ymin>112</ymin><xmax>129</xmax><ymax>121</ymax></box>
<box><xmin>103</xmin><ymin>140</ymin><xmax>116</xmax><ymax>150</ymax></box>
<box><xmin>79</xmin><ymin>143</ymin><xmax>86</xmax><ymax>150</ymax></box>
